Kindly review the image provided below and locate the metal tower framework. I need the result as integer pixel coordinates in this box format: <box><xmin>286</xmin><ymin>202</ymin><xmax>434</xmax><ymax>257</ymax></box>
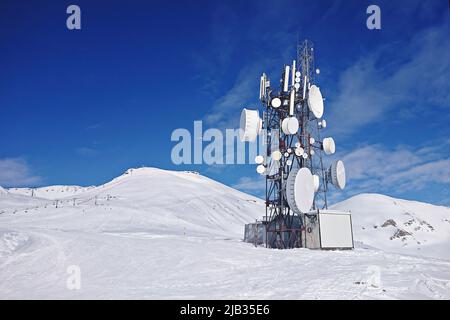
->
<box><xmin>263</xmin><ymin>40</ymin><xmax>329</xmax><ymax>249</ymax></box>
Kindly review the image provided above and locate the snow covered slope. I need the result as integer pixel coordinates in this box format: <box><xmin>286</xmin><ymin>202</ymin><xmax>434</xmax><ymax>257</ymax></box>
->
<box><xmin>8</xmin><ymin>185</ymin><xmax>95</xmax><ymax>200</ymax></box>
<box><xmin>0</xmin><ymin>168</ymin><xmax>449</xmax><ymax>299</ymax></box>
<box><xmin>1</xmin><ymin>168</ymin><xmax>263</xmax><ymax>238</ymax></box>
<box><xmin>0</xmin><ymin>191</ymin><xmax>51</xmax><ymax>214</ymax></box>
<box><xmin>332</xmin><ymin>194</ymin><xmax>450</xmax><ymax>259</ymax></box>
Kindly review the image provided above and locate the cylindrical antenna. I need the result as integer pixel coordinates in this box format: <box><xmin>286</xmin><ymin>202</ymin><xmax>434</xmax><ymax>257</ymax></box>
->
<box><xmin>289</xmin><ymin>89</ymin><xmax>295</xmax><ymax>116</ymax></box>
<box><xmin>291</xmin><ymin>60</ymin><xmax>296</xmax><ymax>86</ymax></box>
<box><xmin>283</xmin><ymin>66</ymin><xmax>290</xmax><ymax>92</ymax></box>
<box><xmin>259</xmin><ymin>75</ymin><xmax>264</xmax><ymax>100</ymax></box>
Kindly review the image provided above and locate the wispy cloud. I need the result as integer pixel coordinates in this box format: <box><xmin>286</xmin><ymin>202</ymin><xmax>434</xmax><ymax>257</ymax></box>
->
<box><xmin>233</xmin><ymin>175</ymin><xmax>265</xmax><ymax>196</ymax></box>
<box><xmin>204</xmin><ymin>64</ymin><xmax>260</xmax><ymax>129</ymax></box>
<box><xmin>0</xmin><ymin>158</ymin><xmax>42</xmax><ymax>187</ymax></box>
<box><xmin>340</xmin><ymin>140</ymin><xmax>450</xmax><ymax>196</ymax></box>
<box><xmin>328</xmin><ymin>19</ymin><xmax>450</xmax><ymax>137</ymax></box>
<box><xmin>75</xmin><ymin>147</ymin><xmax>98</xmax><ymax>156</ymax></box>
<box><xmin>86</xmin><ymin>123</ymin><xmax>102</xmax><ymax>130</ymax></box>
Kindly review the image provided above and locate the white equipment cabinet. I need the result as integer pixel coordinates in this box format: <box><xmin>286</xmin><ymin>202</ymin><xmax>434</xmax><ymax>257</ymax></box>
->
<box><xmin>303</xmin><ymin>210</ymin><xmax>354</xmax><ymax>250</ymax></box>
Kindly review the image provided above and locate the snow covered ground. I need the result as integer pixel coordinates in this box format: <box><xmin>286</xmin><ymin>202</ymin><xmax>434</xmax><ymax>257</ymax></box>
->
<box><xmin>1</xmin><ymin>168</ymin><xmax>449</xmax><ymax>299</ymax></box>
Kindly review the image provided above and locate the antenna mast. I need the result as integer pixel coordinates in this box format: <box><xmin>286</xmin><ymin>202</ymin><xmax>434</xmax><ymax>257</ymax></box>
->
<box><xmin>240</xmin><ymin>39</ymin><xmax>347</xmax><ymax>249</ymax></box>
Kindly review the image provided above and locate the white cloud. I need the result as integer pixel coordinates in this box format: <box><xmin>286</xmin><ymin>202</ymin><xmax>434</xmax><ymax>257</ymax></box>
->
<box><xmin>0</xmin><ymin>158</ymin><xmax>42</xmax><ymax>187</ymax></box>
<box><xmin>341</xmin><ymin>141</ymin><xmax>450</xmax><ymax>195</ymax></box>
<box><xmin>233</xmin><ymin>175</ymin><xmax>265</xmax><ymax>194</ymax></box>
<box><xmin>204</xmin><ymin>63</ymin><xmax>261</xmax><ymax>129</ymax></box>
<box><xmin>76</xmin><ymin>147</ymin><xmax>98</xmax><ymax>156</ymax></box>
<box><xmin>328</xmin><ymin>20</ymin><xmax>450</xmax><ymax>137</ymax></box>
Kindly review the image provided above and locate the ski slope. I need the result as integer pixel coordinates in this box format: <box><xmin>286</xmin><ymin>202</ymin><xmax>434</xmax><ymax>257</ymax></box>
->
<box><xmin>1</xmin><ymin>168</ymin><xmax>449</xmax><ymax>299</ymax></box>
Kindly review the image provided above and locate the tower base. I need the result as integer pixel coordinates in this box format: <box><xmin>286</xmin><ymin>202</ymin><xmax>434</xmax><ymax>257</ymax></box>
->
<box><xmin>244</xmin><ymin>210</ymin><xmax>354</xmax><ymax>250</ymax></box>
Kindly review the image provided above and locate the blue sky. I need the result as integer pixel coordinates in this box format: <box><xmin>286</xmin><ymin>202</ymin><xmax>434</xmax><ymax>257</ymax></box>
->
<box><xmin>0</xmin><ymin>0</ymin><xmax>449</xmax><ymax>205</ymax></box>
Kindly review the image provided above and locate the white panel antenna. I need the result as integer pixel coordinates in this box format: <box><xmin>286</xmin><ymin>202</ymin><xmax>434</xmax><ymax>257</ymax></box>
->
<box><xmin>283</xmin><ymin>66</ymin><xmax>290</xmax><ymax>92</ymax></box>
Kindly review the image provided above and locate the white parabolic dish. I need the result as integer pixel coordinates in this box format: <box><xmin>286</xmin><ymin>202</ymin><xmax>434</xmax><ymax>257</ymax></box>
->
<box><xmin>307</xmin><ymin>85</ymin><xmax>324</xmax><ymax>119</ymax></box>
<box><xmin>255</xmin><ymin>155</ymin><xmax>264</xmax><ymax>164</ymax></box>
<box><xmin>256</xmin><ymin>165</ymin><xmax>266</xmax><ymax>175</ymax></box>
<box><xmin>271</xmin><ymin>150</ymin><xmax>282</xmax><ymax>161</ymax></box>
<box><xmin>331</xmin><ymin>160</ymin><xmax>346</xmax><ymax>190</ymax></box>
<box><xmin>239</xmin><ymin>108</ymin><xmax>262</xmax><ymax>142</ymax></box>
<box><xmin>281</xmin><ymin>117</ymin><xmax>299</xmax><ymax>135</ymax></box>
<box><xmin>286</xmin><ymin>167</ymin><xmax>315</xmax><ymax>214</ymax></box>
<box><xmin>323</xmin><ymin>137</ymin><xmax>335</xmax><ymax>155</ymax></box>
<box><xmin>271</xmin><ymin>97</ymin><xmax>282</xmax><ymax>108</ymax></box>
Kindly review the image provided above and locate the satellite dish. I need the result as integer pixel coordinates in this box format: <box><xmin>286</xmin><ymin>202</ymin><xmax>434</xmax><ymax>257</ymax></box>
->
<box><xmin>281</xmin><ymin>117</ymin><xmax>299</xmax><ymax>135</ymax></box>
<box><xmin>239</xmin><ymin>108</ymin><xmax>262</xmax><ymax>142</ymax></box>
<box><xmin>309</xmin><ymin>137</ymin><xmax>315</xmax><ymax>144</ymax></box>
<box><xmin>307</xmin><ymin>85</ymin><xmax>324</xmax><ymax>119</ymax></box>
<box><xmin>286</xmin><ymin>167</ymin><xmax>315</xmax><ymax>214</ymax></box>
<box><xmin>295</xmin><ymin>71</ymin><xmax>301</xmax><ymax>77</ymax></box>
<box><xmin>255</xmin><ymin>155</ymin><xmax>264</xmax><ymax>164</ymax></box>
<box><xmin>284</xmin><ymin>152</ymin><xmax>289</xmax><ymax>158</ymax></box>
<box><xmin>256</xmin><ymin>165</ymin><xmax>266</xmax><ymax>175</ymax></box>
<box><xmin>295</xmin><ymin>147</ymin><xmax>304</xmax><ymax>157</ymax></box>
<box><xmin>271</xmin><ymin>97</ymin><xmax>282</xmax><ymax>108</ymax></box>
<box><xmin>330</xmin><ymin>160</ymin><xmax>346</xmax><ymax>190</ymax></box>
<box><xmin>313</xmin><ymin>174</ymin><xmax>320</xmax><ymax>192</ymax></box>
<box><xmin>295</xmin><ymin>142</ymin><xmax>301</xmax><ymax>148</ymax></box>
<box><xmin>319</xmin><ymin>119</ymin><xmax>327</xmax><ymax>128</ymax></box>
<box><xmin>294</xmin><ymin>83</ymin><xmax>300</xmax><ymax>91</ymax></box>
<box><xmin>302</xmin><ymin>153</ymin><xmax>308</xmax><ymax>159</ymax></box>
<box><xmin>322</xmin><ymin>137</ymin><xmax>336</xmax><ymax>155</ymax></box>
<box><xmin>315</xmin><ymin>68</ymin><xmax>320</xmax><ymax>75</ymax></box>
<box><xmin>286</xmin><ymin>159</ymin><xmax>292</xmax><ymax>166</ymax></box>
<box><xmin>310</xmin><ymin>149</ymin><xmax>315</xmax><ymax>156</ymax></box>
<box><xmin>271</xmin><ymin>150</ymin><xmax>282</xmax><ymax>161</ymax></box>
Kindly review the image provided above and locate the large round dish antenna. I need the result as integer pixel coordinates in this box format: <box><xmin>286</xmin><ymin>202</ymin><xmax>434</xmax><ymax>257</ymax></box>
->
<box><xmin>281</xmin><ymin>117</ymin><xmax>299</xmax><ymax>135</ymax></box>
<box><xmin>239</xmin><ymin>108</ymin><xmax>262</xmax><ymax>142</ymax></box>
<box><xmin>271</xmin><ymin>150</ymin><xmax>282</xmax><ymax>161</ymax></box>
<box><xmin>322</xmin><ymin>137</ymin><xmax>335</xmax><ymax>155</ymax></box>
<box><xmin>330</xmin><ymin>160</ymin><xmax>346</xmax><ymax>190</ymax></box>
<box><xmin>286</xmin><ymin>167</ymin><xmax>315</xmax><ymax>214</ymax></box>
<box><xmin>307</xmin><ymin>85</ymin><xmax>324</xmax><ymax>119</ymax></box>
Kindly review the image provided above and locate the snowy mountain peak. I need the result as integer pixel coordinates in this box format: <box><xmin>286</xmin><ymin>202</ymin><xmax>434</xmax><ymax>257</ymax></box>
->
<box><xmin>332</xmin><ymin>193</ymin><xmax>450</xmax><ymax>259</ymax></box>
